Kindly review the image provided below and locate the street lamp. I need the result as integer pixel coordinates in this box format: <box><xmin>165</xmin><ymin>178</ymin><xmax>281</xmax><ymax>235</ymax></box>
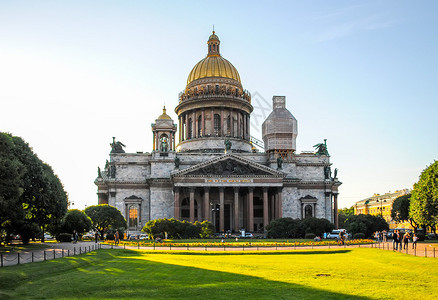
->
<box><xmin>376</xmin><ymin>199</ymin><xmax>386</xmax><ymax>217</ymax></box>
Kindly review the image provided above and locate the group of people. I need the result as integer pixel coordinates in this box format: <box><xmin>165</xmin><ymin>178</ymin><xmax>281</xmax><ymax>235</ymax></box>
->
<box><xmin>391</xmin><ymin>230</ymin><xmax>419</xmax><ymax>250</ymax></box>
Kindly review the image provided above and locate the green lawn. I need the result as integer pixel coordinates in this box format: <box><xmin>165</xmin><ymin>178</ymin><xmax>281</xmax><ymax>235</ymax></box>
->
<box><xmin>0</xmin><ymin>248</ymin><xmax>437</xmax><ymax>299</ymax></box>
<box><xmin>0</xmin><ymin>242</ymin><xmax>52</xmax><ymax>254</ymax></box>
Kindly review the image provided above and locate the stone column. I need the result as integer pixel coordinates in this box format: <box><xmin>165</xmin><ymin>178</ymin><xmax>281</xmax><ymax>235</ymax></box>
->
<box><xmin>185</xmin><ymin>113</ymin><xmax>189</xmax><ymax>140</ymax></box>
<box><xmin>278</xmin><ymin>188</ymin><xmax>283</xmax><ymax>218</ymax></box>
<box><xmin>192</xmin><ymin>111</ymin><xmax>196</xmax><ymax>138</ymax></box>
<box><xmin>274</xmin><ymin>192</ymin><xmax>279</xmax><ymax>219</ymax></box>
<box><xmin>219</xmin><ymin>187</ymin><xmax>225</xmax><ymax>233</ymax></box>
<box><xmin>248</xmin><ymin>188</ymin><xmax>254</xmax><ymax>232</ymax></box>
<box><xmin>174</xmin><ymin>187</ymin><xmax>180</xmax><ymax>220</ymax></box>
<box><xmin>201</xmin><ymin>109</ymin><xmax>205</xmax><ymax>137</ymax></box>
<box><xmin>237</xmin><ymin>112</ymin><xmax>241</xmax><ymax>138</ymax></box>
<box><xmin>204</xmin><ymin>187</ymin><xmax>210</xmax><ymax>221</ymax></box>
<box><xmin>178</xmin><ymin>116</ymin><xmax>181</xmax><ymax>143</ymax></box>
<box><xmin>263</xmin><ymin>187</ymin><xmax>269</xmax><ymax>230</ymax></box>
<box><xmin>220</xmin><ymin>108</ymin><xmax>224</xmax><ymax>137</ymax></box>
<box><xmin>234</xmin><ymin>187</ymin><xmax>239</xmax><ymax>232</ymax></box>
<box><xmin>189</xmin><ymin>188</ymin><xmax>195</xmax><ymax>223</ymax></box>
<box><xmin>152</xmin><ymin>132</ymin><xmax>156</xmax><ymax>151</ymax></box>
<box><xmin>333</xmin><ymin>193</ymin><xmax>339</xmax><ymax>229</ymax></box>
<box><xmin>270</xmin><ymin>194</ymin><xmax>275</xmax><ymax>221</ymax></box>
<box><xmin>211</xmin><ymin>108</ymin><xmax>214</xmax><ymax>136</ymax></box>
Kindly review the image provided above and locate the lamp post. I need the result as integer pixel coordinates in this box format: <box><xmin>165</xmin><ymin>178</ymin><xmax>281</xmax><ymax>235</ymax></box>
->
<box><xmin>376</xmin><ymin>199</ymin><xmax>386</xmax><ymax>217</ymax></box>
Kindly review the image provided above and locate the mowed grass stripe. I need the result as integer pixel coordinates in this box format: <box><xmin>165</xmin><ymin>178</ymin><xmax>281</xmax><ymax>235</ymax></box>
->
<box><xmin>0</xmin><ymin>248</ymin><xmax>436</xmax><ymax>299</ymax></box>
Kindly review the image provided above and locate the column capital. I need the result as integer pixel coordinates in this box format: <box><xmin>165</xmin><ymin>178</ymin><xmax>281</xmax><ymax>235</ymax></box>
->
<box><xmin>204</xmin><ymin>187</ymin><xmax>210</xmax><ymax>192</ymax></box>
<box><xmin>233</xmin><ymin>187</ymin><xmax>240</xmax><ymax>193</ymax></box>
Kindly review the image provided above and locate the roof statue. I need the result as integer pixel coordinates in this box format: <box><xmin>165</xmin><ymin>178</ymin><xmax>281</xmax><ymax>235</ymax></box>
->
<box><xmin>224</xmin><ymin>139</ymin><xmax>232</xmax><ymax>152</ymax></box>
<box><xmin>277</xmin><ymin>156</ymin><xmax>283</xmax><ymax>170</ymax></box>
<box><xmin>110</xmin><ymin>137</ymin><xmax>126</xmax><ymax>154</ymax></box>
<box><xmin>313</xmin><ymin>139</ymin><xmax>329</xmax><ymax>156</ymax></box>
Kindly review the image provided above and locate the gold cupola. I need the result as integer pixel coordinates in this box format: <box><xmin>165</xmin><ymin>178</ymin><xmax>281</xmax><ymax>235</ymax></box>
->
<box><xmin>157</xmin><ymin>106</ymin><xmax>171</xmax><ymax>120</ymax></box>
<box><xmin>186</xmin><ymin>31</ymin><xmax>241</xmax><ymax>88</ymax></box>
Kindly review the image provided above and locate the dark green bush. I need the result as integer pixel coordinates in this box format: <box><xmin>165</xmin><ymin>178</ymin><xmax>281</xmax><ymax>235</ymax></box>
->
<box><xmin>304</xmin><ymin>233</ymin><xmax>316</xmax><ymax>239</ymax></box>
<box><xmin>57</xmin><ymin>233</ymin><xmax>72</xmax><ymax>242</ymax></box>
<box><xmin>353</xmin><ymin>233</ymin><xmax>365</xmax><ymax>239</ymax></box>
<box><xmin>142</xmin><ymin>218</ymin><xmax>214</xmax><ymax>239</ymax></box>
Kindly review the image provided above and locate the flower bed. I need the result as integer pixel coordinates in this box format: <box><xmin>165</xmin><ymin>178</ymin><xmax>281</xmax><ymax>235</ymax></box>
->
<box><xmin>103</xmin><ymin>239</ymin><xmax>374</xmax><ymax>248</ymax></box>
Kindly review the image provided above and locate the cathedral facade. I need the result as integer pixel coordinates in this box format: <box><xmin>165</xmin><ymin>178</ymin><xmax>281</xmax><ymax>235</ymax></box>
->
<box><xmin>95</xmin><ymin>32</ymin><xmax>341</xmax><ymax>234</ymax></box>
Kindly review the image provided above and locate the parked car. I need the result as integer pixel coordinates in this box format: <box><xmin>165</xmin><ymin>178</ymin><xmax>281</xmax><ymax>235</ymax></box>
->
<box><xmin>241</xmin><ymin>233</ymin><xmax>253</xmax><ymax>238</ymax></box>
<box><xmin>327</xmin><ymin>229</ymin><xmax>349</xmax><ymax>240</ymax></box>
<box><xmin>43</xmin><ymin>233</ymin><xmax>54</xmax><ymax>240</ymax></box>
<box><xmin>139</xmin><ymin>234</ymin><xmax>149</xmax><ymax>240</ymax></box>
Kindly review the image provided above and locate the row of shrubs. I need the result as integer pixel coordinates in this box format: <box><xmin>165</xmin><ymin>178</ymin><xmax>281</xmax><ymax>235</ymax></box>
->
<box><xmin>267</xmin><ymin>217</ymin><xmax>334</xmax><ymax>239</ymax></box>
<box><xmin>143</xmin><ymin>219</ymin><xmax>214</xmax><ymax>239</ymax></box>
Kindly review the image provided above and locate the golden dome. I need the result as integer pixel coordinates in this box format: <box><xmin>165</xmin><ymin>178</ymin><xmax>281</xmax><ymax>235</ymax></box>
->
<box><xmin>157</xmin><ymin>106</ymin><xmax>171</xmax><ymax>120</ymax></box>
<box><xmin>187</xmin><ymin>56</ymin><xmax>241</xmax><ymax>85</ymax></box>
<box><xmin>186</xmin><ymin>31</ymin><xmax>241</xmax><ymax>86</ymax></box>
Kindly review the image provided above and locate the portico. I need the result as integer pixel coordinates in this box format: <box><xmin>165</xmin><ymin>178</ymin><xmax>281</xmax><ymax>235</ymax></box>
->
<box><xmin>171</xmin><ymin>154</ymin><xmax>285</xmax><ymax>233</ymax></box>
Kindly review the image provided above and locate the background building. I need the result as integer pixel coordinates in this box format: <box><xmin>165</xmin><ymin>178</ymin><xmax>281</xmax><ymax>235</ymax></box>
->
<box><xmin>95</xmin><ymin>32</ymin><xmax>341</xmax><ymax>234</ymax></box>
<box><xmin>354</xmin><ymin>189</ymin><xmax>411</xmax><ymax>229</ymax></box>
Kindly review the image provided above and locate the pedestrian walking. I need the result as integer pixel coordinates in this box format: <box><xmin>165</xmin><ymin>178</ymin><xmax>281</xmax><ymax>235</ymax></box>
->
<box><xmin>412</xmin><ymin>233</ymin><xmax>418</xmax><ymax>249</ymax></box>
<box><xmin>73</xmin><ymin>230</ymin><xmax>78</xmax><ymax>243</ymax></box>
<box><xmin>393</xmin><ymin>230</ymin><xmax>399</xmax><ymax>250</ymax></box>
<box><xmin>114</xmin><ymin>230</ymin><xmax>120</xmax><ymax>246</ymax></box>
<box><xmin>403</xmin><ymin>231</ymin><xmax>411</xmax><ymax>249</ymax></box>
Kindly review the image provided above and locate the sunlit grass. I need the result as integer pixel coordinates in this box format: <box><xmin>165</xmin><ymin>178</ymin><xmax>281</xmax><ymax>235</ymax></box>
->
<box><xmin>0</xmin><ymin>248</ymin><xmax>437</xmax><ymax>299</ymax></box>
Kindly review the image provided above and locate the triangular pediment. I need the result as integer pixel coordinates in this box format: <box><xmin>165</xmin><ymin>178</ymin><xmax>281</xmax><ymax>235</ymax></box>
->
<box><xmin>172</xmin><ymin>154</ymin><xmax>284</xmax><ymax>177</ymax></box>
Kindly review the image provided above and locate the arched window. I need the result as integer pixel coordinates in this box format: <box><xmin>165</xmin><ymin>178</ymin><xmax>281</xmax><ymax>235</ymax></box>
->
<box><xmin>198</xmin><ymin>115</ymin><xmax>202</xmax><ymax>136</ymax></box>
<box><xmin>188</xmin><ymin>118</ymin><xmax>193</xmax><ymax>139</ymax></box>
<box><xmin>214</xmin><ymin>114</ymin><xmax>221</xmax><ymax>136</ymax></box>
<box><xmin>304</xmin><ymin>205</ymin><xmax>313</xmax><ymax>219</ymax></box>
<box><xmin>129</xmin><ymin>205</ymin><xmax>138</xmax><ymax>227</ymax></box>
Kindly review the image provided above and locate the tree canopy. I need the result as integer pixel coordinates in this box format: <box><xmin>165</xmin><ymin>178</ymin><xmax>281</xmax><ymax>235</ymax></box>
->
<box><xmin>391</xmin><ymin>194</ymin><xmax>418</xmax><ymax>230</ymax></box>
<box><xmin>0</xmin><ymin>132</ymin><xmax>68</xmax><ymax>244</ymax></box>
<box><xmin>344</xmin><ymin>214</ymin><xmax>388</xmax><ymax>238</ymax></box>
<box><xmin>61</xmin><ymin>209</ymin><xmax>92</xmax><ymax>235</ymax></box>
<box><xmin>84</xmin><ymin>204</ymin><xmax>126</xmax><ymax>237</ymax></box>
<box><xmin>409</xmin><ymin>161</ymin><xmax>438</xmax><ymax>229</ymax></box>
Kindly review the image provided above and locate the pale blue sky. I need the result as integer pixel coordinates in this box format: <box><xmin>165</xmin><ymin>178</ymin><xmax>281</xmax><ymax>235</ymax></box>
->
<box><xmin>1</xmin><ymin>1</ymin><xmax>437</xmax><ymax>209</ymax></box>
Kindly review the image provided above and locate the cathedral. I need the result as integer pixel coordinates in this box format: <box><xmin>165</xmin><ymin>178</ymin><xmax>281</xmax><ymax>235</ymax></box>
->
<box><xmin>95</xmin><ymin>31</ymin><xmax>341</xmax><ymax>234</ymax></box>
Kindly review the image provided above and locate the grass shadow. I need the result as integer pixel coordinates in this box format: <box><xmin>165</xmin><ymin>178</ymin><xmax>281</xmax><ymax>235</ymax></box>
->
<box><xmin>0</xmin><ymin>249</ymin><xmax>368</xmax><ymax>299</ymax></box>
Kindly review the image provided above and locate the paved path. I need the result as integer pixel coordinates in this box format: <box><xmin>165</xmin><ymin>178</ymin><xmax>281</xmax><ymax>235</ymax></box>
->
<box><xmin>1</xmin><ymin>241</ymin><xmax>436</xmax><ymax>267</ymax></box>
<box><xmin>0</xmin><ymin>241</ymin><xmax>101</xmax><ymax>267</ymax></box>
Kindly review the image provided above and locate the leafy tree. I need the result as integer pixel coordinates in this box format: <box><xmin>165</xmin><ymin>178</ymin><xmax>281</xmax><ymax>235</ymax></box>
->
<box><xmin>298</xmin><ymin>217</ymin><xmax>334</xmax><ymax>237</ymax></box>
<box><xmin>338</xmin><ymin>206</ymin><xmax>354</xmax><ymax>228</ymax></box>
<box><xmin>344</xmin><ymin>214</ymin><xmax>388</xmax><ymax>238</ymax></box>
<box><xmin>0</xmin><ymin>133</ymin><xmax>68</xmax><ymax>244</ymax></box>
<box><xmin>85</xmin><ymin>204</ymin><xmax>127</xmax><ymax>238</ymax></box>
<box><xmin>0</xmin><ymin>133</ymin><xmax>25</xmax><ymax>244</ymax></box>
<box><xmin>391</xmin><ymin>194</ymin><xmax>418</xmax><ymax>231</ymax></box>
<box><xmin>196</xmin><ymin>221</ymin><xmax>214</xmax><ymax>238</ymax></box>
<box><xmin>266</xmin><ymin>218</ymin><xmax>300</xmax><ymax>238</ymax></box>
<box><xmin>61</xmin><ymin>209</ymin><xmax>92</xmax><ymax>236</ymax></box>
<box><xmin>410</xmin><ymin>161</ymin><xmax>438</xmax><ymax>230</ymax></box>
